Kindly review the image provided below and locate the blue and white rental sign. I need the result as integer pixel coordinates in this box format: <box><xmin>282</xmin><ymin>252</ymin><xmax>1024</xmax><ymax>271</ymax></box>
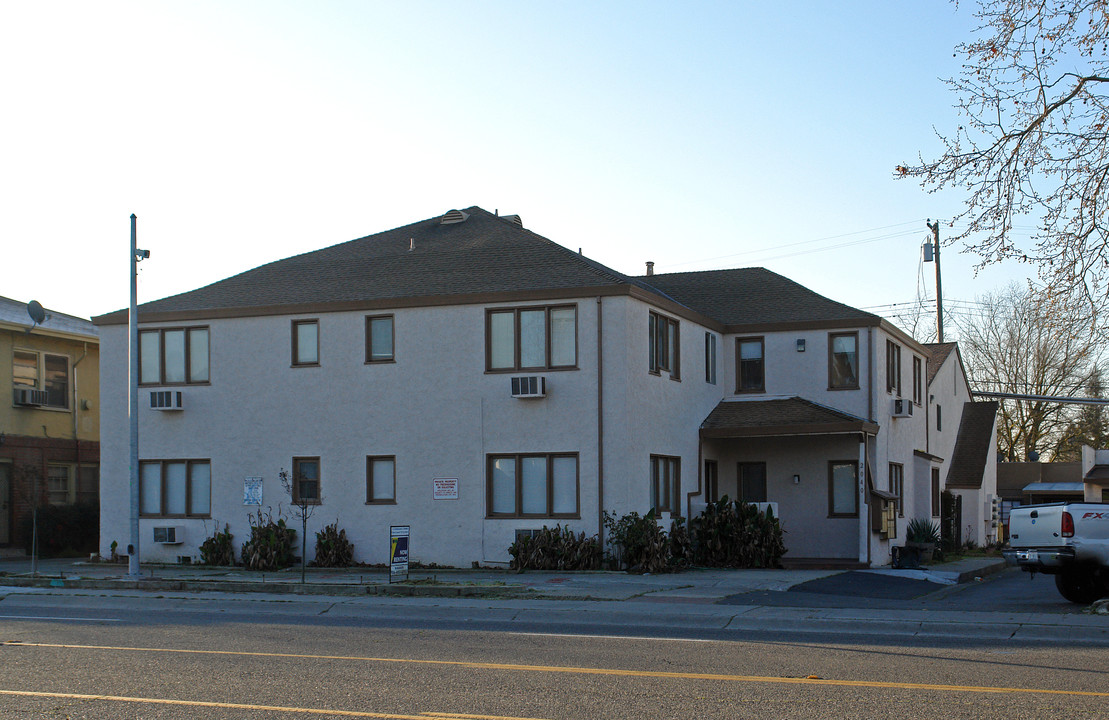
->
<box><xmin>389</xmin><ymin>525</ymin><xmax>410</xmax><ymax>582</ymax></box>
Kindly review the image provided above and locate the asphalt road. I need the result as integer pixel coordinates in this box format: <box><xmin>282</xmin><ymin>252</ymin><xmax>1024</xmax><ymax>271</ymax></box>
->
<box><xmin>0</xmin><ymin>569</ymin><xmax>1105</xmax><ymax>719</ymax></box>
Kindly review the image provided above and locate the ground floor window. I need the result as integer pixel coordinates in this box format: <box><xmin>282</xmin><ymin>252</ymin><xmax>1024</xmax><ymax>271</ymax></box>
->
<box><xmin>650</xmin><ymin>455</ymin><xmax>681</xmax><ymax>515</ymax></box>
<box><xmin>47</xmin><ymin>465</ymin><xmax>72</xmax><ymax>505</ymax></box>
<box><xmin>889</xmin><ymin>463</ymin><xmax>904</xmax><ymax>517</ymax></box>
<box><xmin>931</xmin><ymin>468</ymin><xmax>941</xmax><ymax>516</ymax></box>
<box><xmin>704</xmin><ymin>460</ymin><xmax>719</xmax><ymax>503</ymax></box>
<box><xmin>738</xmin><ymin>462</ymin><xmax>767</xmax><ymax>503</ymax></box>
<box><xmin>487</xmin><ymin>453</ymin><xmax>579</xmax><ymax>518</ymax></box>
<box><xmin>828</xmin><ymin>461</ymin><xmax>858</xmax><ymax>518</ymax></box>
<box><xmin>140</xmin><ymin>460</ymin><xmax>211</xmax><ymax>517</ymax></box>
<box><xmin>292</xmin><ymin>457</ymin><xmax>321</xmax><ymax>504</ymax></box>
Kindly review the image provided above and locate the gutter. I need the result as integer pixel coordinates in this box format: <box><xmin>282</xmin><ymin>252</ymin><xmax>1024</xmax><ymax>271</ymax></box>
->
<box><xmin>596</xmin><ymin>296</ymin><xmax>605</xmax><ymax>552</ymax></box>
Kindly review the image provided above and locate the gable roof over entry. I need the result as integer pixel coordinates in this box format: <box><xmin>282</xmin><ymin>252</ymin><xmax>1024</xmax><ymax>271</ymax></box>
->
<box><xmin>700</xmin><ymin>397</ymin><xmax>879</xmax><ymax>438</ymax></box>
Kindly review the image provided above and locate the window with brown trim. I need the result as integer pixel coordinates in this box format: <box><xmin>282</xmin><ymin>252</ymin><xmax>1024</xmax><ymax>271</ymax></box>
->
<box><xmin>650</xmin><ymin>454</ymin><xmax>681</xmax><ymax>515</ymax></box>
<box><xmin>366</xmin><ymin>455</ymin><xmax>396</xmax><ymax>503</ymax></box>
<box><xmin>736</xmin><ymin>337</ymin><xmax>765</xmax><ymax>393</ymax></box>
<box><xmin>738</xmin><ymin>462</ymin><xmax>767</xmax><ymax>503</ymax></box>
<box><xmin>705</xmin><ymin>333</ymin><xmax>717</xmax><ymax>384</ymax></box>
<box><xmin>931</xmin><ymin>467</ymin><xmax>941</xmax><ymax>517</ymax></box>
<box><xmin>649</xmin><ymin>311</ymin><xmax>680</xmax><ymax>379</ymax></box>
<box><xmin>486</xmin><ymin>305</ymin><xmax>577</xmax><ymax>371</ymax></box>
<box><xmin>13</xmin><ymin>349</ymin><xmax>71</xmax><ymax>407</ymax></box>
<box><xmin>292</xmin><ymin>320</ymin><xmax>319</xmax><ymax>367</ymax></box>
<box><xmin>889</xmin><ymin>462</ymin><xmax>904</xmax><ymax>517</ymax></box>
<box><xmin>139</xmin><ymin>327</ymin><xmax>209</xmax><ymax>385</ymax></box>
<box><xmin>292</xmin><ymin>456</ymin><xmax>321</xmax><ymax>504</ymax></box>
<box><xmin>365</xmin><ymin>315</ymin><xmax>394</xmax><ymax>363</ymax></box>
<box><xmin>912</xmin><ymin>356</ymin><xmax>923</xmax><ymax>405</ymax></box>
<box><xmin>828</xmin><ymin>460</ymin><xmax>858</xmax><ymax>517</ymax></box>
<box><xmin>487</xmin><ymin>453</ymin><xmax>579</xmax><ymax>518</ymax></box>
<box><xmin>886</xmin><ymin>339</ymin><xmax>902</xmax><ymax>395</ymax></box>
<box><xmin>139</xmin><ymin>459</ymin><xmax>211</xmax><ymax>517</ymax></box>
<box><xmin>828</xmin><ymin>332</ymin><xmax>859</xmax><ymax>389</ymax></box>
<box><xmin>704</xmin><ymin>459</ymin><xmax>719</xmax><ymax>502</ymax></box>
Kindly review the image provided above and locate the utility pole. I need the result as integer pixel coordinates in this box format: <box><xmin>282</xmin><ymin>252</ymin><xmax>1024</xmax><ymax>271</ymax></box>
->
<box><xmin>129</xmin><ymin>215</ymin><xmax>149</xmax><ymax>578</ymax></box>
<box><xmin>925</xmin><ymin>220</ymin><xmax>943</xmax><ymax>343</ymax></box>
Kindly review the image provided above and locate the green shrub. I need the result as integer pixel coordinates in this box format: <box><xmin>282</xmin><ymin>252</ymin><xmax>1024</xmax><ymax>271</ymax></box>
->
<box><xmin>199</xmin><ymin>524</ymin><xmax>235</xmax><ymax>566</ymax></box>
<box><xmin>314</xmin><ymin>522</ymin><xmax>355</xmax><ymax>567</ymax></box>
<box><xmin>508</xmin><ymin>525</ymin><xmax>602</xmax><ymax>572</ymax></box>
<box><xmin>603</xmin><ymin>509</ymin><xmax>676</xmax><ymax>573</ymax></box>
<box><xmin>690</xmin><ymin>497</ymin><xmax>785</xmax><ymax>568</ymax></box>
<box><xmin>906</xmin><ymin>517</ymin><xmax>941</xmax><ymax>544</ymax></box>
<box><xmin>19</xmin><ymin>502</ymin><xmax>99</xmax><ymax>558</ymax></box>
<box><xmin>240</xmin><ymin>510</ymin><xmax>296</xmax><ymax>571</ymax></box>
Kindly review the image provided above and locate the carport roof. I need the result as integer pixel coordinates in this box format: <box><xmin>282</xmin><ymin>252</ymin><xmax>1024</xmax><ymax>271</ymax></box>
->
<box><xmin>700</xmin><ymin>397</ymin><xmax>878</xmax><ymax>438</ymax></box>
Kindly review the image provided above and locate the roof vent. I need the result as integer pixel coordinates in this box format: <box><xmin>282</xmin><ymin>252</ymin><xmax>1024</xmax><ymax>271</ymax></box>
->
<box><xmin>440</xmin><ymin>209</ymin><xmax>469</xmax><ymax>225</ymax></box>
<box><xmin>501</xmin><ymin>214</ymin><xmax>523</xmax><ymax>227</ymax></box>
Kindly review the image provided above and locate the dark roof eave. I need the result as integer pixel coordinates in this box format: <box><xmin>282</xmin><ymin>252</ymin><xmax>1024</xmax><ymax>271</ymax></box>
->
<box><xmin>723</xmin><ymin>316</ymin><xmax>882</xmax><ymax>335</ymax></box>
<box><xmin>93</xmin><ymin>284</ymin><xmax>639</xmax><ymax>327</ymax></box>
<box><xmin>700</xmin><ymin>421</ymin><xmax>879</xmax><ymax>439</ymax></box>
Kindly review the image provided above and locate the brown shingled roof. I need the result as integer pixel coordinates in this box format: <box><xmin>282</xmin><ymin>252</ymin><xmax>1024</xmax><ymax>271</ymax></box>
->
<box><xmin>945</xmin><ymin>401</ymin><xmax>999</xmax><ymax>489</ymax></box>
<box><xmin>700</xmin><ymin>397</ymin><xmax>879</xmax><ymax>438</ymax></box>
<box><xmin>94</xmin><ymin>207</ymin><xmax>636</xmax><ymax>324</ymax></box>
<box><xmin>923</xmin><ymin>342</ymin><xmax>957</xmax><ymax>386</ymax></box>
<box><xmin>639</xmin><ymin>268</ymin><xmax>881</xmax><ymax>330</ymax></box>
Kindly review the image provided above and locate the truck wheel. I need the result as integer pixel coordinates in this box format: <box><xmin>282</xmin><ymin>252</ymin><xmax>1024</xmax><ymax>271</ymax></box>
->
<box><xmin>1054</xmin><ymin>570</ymin><xmax>1107</xmax><ymax>604</ymax></box>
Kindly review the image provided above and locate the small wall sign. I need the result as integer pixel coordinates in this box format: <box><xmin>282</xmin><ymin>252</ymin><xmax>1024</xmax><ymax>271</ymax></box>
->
<box><xmin>243</xmin><ymin>477</ymin><xmax>263</xmax><ymax>505</ymax></box>
<box><xmin>433</xmin><ymin>477</ymin><xmax>459</xmax><ymax>500</ymax></box>
<box><xmin>390</xmin><ymin>526</ymin><xmax>410</xmax><ymax>582</ymax></box>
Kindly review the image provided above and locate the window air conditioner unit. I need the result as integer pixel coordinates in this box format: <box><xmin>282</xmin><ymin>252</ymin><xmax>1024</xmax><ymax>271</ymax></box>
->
<box><xmin>892</xmin><ymin>398</ymin><xmax>913</xmax><ymax>418</ymax></box>
<box><xmin>510</xmin><ymin>376</ymin><xmax>546</xmax><ymax>398</ymax></box>
<box><xmin>13</xmin><ymin>387</ymin><xmax>48</xmax><ymax>406</ymax></box>
<box><xmin>150</xmin><ymin>390</ymin><xmax>184</xmax><ymax>411</ymax></box>
<box><xmin>153</xmin><ymin>526</ymin><xmax>184</xmax><ymax>544</ymax></box>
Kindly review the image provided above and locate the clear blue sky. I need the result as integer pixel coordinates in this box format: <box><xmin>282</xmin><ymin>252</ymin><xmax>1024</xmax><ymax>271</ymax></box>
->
<box><xmin>1</xmin><ymin>1</ymin><xmax>1031</xmax><ymax>334</ymax></box>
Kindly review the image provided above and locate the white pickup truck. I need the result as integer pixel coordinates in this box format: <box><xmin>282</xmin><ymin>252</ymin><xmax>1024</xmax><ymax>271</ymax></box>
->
<box><xmin>1007</xmin><ymin>502</ymin><xmax>1109</xmax><ymax>603</ymax></box>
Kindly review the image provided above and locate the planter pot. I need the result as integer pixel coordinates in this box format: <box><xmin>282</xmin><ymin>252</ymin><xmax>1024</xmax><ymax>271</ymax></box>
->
<box><xmin>905</xmin><ymin>541</ymin><xmax>935</xmax><ymax>564</ymax></box>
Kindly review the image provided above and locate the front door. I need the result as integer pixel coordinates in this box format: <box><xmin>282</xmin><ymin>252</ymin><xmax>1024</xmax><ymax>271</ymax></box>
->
<box><xmin>0</xmin><ymin>464</ymin><xmax>10</xmax><ymax>544</ymax></box>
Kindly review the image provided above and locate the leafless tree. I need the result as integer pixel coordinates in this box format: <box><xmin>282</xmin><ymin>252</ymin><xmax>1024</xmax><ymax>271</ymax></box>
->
<box><xmin>898</xmin><ymin>0</ymin><xmax>1109</xmax><ymax>333</ymax></box>
<box><xmin>956</xmin><ymin>283</ymin><xmax>1104</xmax><ymax>460</ymax></box>
<box><xmin>279</xmin><ymin>467</ymin><xmax>319</xmax><ymax>584</ymax></box>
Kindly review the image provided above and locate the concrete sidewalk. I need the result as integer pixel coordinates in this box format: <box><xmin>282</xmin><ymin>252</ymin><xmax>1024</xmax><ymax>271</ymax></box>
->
<box><xmin>0</xmin><ymin>554</ymin><xmax>1006</xmax><ymax>601</ymax></box>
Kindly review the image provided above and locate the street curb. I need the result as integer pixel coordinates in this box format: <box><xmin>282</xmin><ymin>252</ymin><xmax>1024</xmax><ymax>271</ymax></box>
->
<box><xmin>0</xmin><ymin>576</ymin><xmax>532</xmax><ymax>598</ymax></box>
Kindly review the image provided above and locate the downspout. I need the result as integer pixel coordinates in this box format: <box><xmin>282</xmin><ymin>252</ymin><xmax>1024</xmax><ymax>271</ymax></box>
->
<box><xmin>72</xmin><ymin>343</ymin><xmax>88</xmax><ymax>481</ymax></box>
<box><xmin>596</xmin><ymin>297</ymin><xmax>605</xmax><ymax>552</ymax></box>
<box><xmin>858</xmin><ymin>432</ymin><xmax>868</xmax><ymax>565</ymax></box>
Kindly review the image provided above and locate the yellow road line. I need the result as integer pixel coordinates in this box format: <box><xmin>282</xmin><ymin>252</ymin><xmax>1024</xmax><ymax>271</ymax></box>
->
<box><xmin>4</xmin><ymin>641</ymin><xmax>1108</xmax><ymax>698</ymax></box>
<box><xmin>0</xmin><ymin>689</ymin><xmax>550</xmax><ymax>720</ymax></box>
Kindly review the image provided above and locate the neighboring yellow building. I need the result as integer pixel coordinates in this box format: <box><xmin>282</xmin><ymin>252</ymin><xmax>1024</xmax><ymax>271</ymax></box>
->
<box><xmin>0</xmin><ymin>296</ymin><xmax>99</xmax><ymax>552</ymax></box>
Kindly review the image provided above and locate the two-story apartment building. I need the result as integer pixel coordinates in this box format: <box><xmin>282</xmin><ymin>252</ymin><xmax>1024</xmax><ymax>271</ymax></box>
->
<box><xmin>94</xmin><ymin>207</ymin><xmax>996</xmax><ymax>567</ymax></box>
<box><xmin>1</xmin><ymin>296</ymin><xmax>100</xmax><ymax>552</ymax></box>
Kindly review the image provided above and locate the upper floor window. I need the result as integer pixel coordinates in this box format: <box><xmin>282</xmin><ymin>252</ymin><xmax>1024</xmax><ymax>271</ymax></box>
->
<box><xmin>366</xmin><ymin>455</ymin><xmax>396</xmax><ymax>504</ymax></box>
<box><xmin>486</xmin><ymin>305</ymin><xmax>577</xmax><ymax>372</ymax></box>
<box><xmin>140</xmin><ymin>327</ymin><xmax>209</xmax><ymax>385</ymax></box>
<box><xmin>487</xmin><ymin>453</ymin><xmax>579</xmax><ymax>518</ymax></box>
<box><xmin>12</xmin><ymin>349</ymin><xmax>69</xmax><ymax>407</ymax></box>
<box><xmin>291</xmin><ymin>320</ymin><xmax>319</xmax><ymax>367</ymax></box>
<box><xmin>705</xmin><ymin>332</ymin><xmax>717</xmax><ymax>384</ymax></box>
<box><xmin>650</xmin><ymin>454</ymin><xmax>681</xmax><ymax>515</ymax></box>
<box><xmin>365</xmin><ymin>315</ymin><xmax>394</xmax><ymax>363</ymax></box>
<box><xmin>736</xmin><ymin>337</ymin><xmax>765</xmax><ymax>393</ymax></box>
<box><xmin>828</xmin><ymin>332</ymin><xmax>859</xmax><ymax>389</ymax></box>
<box><xmin>886</xmin><ymin>340</ymin><xmax>902</xmax><ymax>395</ymax></box>
<box><xmin>140</xmin><ymin>459</ymin><xmax>211</xmax><ymax>517</ymax></box>
<box><xmin>649</xmin><ymin>311</ymin><xmax>680</xmax><ymax>379</ymax></box>
<box><xmin>912</xmin><ymin>356</ymin><xmax>923</xmax><ymax>405</ymax></box>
